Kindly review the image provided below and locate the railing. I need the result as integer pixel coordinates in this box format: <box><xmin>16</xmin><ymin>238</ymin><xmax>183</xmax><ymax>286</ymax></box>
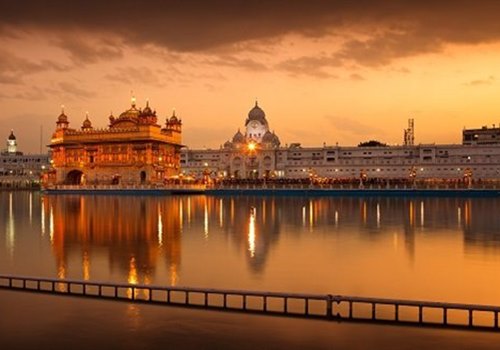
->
<box><xmin>1</xmin><ymin>274</ymin><xmax>499</xmax><ymax>331</ymax></box>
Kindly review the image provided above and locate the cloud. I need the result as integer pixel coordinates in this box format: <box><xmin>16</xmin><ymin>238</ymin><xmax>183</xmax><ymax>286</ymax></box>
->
<box><xmin>58</xmin><ymin>81</ymin><xmax>96</xmax><ymax>99</ymax></box>
<box><xmin>349</xmin><ymin>73</ymin><xmax>365</xmax><ymax>81</ymax></box>
<box><xmin>206</xmin><ymin>55</ymin><xmax>268</xmax><ymax>71</ymax></box>
<box><xmin>105</xmin><ymin>66</ymin><xmax>166</xmax><ymax>87</ymax></box>
<box><xmin>2</xmin><ymin>0</ymin><xmax>500</xmax><ymax>65</ymax></box>
<box><xmin>276</xmin><ymin>54</ymin><xmax>341</xmax><ymax>78</ymax></box>
<box><xmin>0</xmin><ymin>49</ymin><xmax>68</xmax><ymax>84</ymax></box>
<box><xmin>464</xmin><ymin>75</ymin><xmax>495</xmax><ymax>86</ymax></box>
<box><xmin>54</xmin><ymin>35</ymin><xmax>124</xmax><ymax>65</ymax></box>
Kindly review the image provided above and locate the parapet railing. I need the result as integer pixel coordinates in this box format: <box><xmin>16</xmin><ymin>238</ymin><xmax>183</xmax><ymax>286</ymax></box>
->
<box><xmin>1</xmin><ymin>274</ymin><xmax>499</xmax><ymax>331</ymax></box>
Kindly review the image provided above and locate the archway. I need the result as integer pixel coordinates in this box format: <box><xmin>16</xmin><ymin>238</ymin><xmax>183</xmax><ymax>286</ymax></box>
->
<box><xmin>65</xmin><ymin>170</ymin><xmax>84</xmax><ymax>185</ymax></box>
<box><xmin>140</xmin><ymin>171</ymin><xmax>147</xmax><ymax>184</ymax></box>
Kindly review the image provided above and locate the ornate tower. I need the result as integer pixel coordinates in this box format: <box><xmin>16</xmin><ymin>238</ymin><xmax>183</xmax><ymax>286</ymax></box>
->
<box><xmin>245</xmin><ymin>101</ymin><xmax>269</xmax><ymax>143</ymax></box>
<box><xmin>56</xmin><ymin>106</ymin><xmax>70</xmax><ymax>130</ymax></box>
<box><xmin>7</xmin><ymin>130</ymin><xmax>17</xmax><ymax>154</ymax></box>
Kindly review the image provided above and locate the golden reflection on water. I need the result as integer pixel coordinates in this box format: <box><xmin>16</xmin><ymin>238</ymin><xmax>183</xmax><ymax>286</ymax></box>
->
<box><xmin>6</xmin><ymin>192</ymin><xmax>15</xmax><ymax>258</ymax></box>
<box><xmin>248</xmin><ymin>207</ymin><xmax>256</xmax><ymax>258</ymax></box>
<box><xmin>157</xmin><ymin>204</ymin><xmax>163</xmax><ymax>247</ymax></box>
<box><xmin>4</xmin><ymin>193</ymin><xmax>500</xmax><ymax>307</ymax></box>
<box><xmin>82</xmin><ymin>250</ymin><xmax>90</xmax><ymax>281</ymax></box>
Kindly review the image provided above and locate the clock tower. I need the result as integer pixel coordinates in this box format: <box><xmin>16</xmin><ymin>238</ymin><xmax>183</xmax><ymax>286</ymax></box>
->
<box><xmin>7</xmin><ymin>130</ymin><xmax>17</xmax><ymax>154</ymax></box>
<box><xmin>245</xmin><ymin>101</ymin><xmax>269</xmax><ymax>143</ymax></box>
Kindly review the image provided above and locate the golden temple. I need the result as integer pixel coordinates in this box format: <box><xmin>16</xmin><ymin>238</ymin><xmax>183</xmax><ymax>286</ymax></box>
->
<box><xmin>47</xmin><ymin>97</ymin><xmax>182</xmax><ymax>186</ymax></box>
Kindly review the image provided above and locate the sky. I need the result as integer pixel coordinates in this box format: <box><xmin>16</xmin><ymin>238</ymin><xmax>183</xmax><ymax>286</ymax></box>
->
<box><xmin>2</xmin><ymin>0</ymin><xmax>500</xmax><ymax>153</ymax></box>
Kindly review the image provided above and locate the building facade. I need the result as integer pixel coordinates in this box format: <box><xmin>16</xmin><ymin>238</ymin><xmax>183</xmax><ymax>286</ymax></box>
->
<box><xmin>181</xmin><ymin>103</ymin><xmax>500</xmax><ymax>181</ymax></box>
<box><xmin>0</xmin><ymin>130</ymin><xmax>50</xmax><ymax>188</ymax></box>
<box><xmin>48</xmin><ymin>98</ymin><xmax>182</xmax><ymax>186</ymax></box>
<box><xmin>462</xmin><ymin>125</ymin><xmax>500</xmax><ymax>145</ymax></box>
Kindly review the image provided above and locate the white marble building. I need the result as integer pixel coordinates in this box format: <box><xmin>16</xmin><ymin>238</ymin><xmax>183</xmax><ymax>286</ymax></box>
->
<box><xmin>181</xmin><ymin>103</ymin><xmax>500</xmax><ymax>180</ymax></box>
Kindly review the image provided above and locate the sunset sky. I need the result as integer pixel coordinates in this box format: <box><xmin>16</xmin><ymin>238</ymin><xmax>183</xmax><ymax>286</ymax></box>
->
<box><xmin>2</xmin><ymin>1</ymin><xmax>500</xmax><ymax>153</ymax></box>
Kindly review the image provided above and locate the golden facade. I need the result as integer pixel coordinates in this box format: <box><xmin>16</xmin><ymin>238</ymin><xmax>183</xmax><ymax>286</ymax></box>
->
<box><xmin>49</xmin><ymin>98</ymin><xmax>182</xmax><ymax>185</ymax></box>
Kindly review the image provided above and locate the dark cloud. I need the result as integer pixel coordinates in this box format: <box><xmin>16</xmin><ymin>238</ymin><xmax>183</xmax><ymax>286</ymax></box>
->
<box><xmin>206</xmin><ymin>55</ymin><xmax>268</xmax><ymax>71</ymax></box>
<box><xmin>464</xmin><ymin>76</ymin><xmax>495</xmax><ymax>86</ymax></box>
<box><xmin>54</xmin><ymin>35</ymin><xmax>124</xmax><ymax>64</ymax></box>
<box><xmin>2</xmin><ymin>0</ymin><xmax>500</xmax><ymax>66</ymax></box>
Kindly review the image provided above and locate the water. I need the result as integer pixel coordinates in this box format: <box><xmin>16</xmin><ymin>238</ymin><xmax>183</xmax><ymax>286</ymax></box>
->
<box><xmin>1</xmin><ymin>191</ymin><xmax>500</xmax><ymax>348</ymax></box>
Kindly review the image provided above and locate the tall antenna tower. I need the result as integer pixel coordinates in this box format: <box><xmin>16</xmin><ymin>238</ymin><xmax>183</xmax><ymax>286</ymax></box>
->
<box><xmin>403</xmin><ymin>118</ymin><xmax>415</xmax><ymax>146</ymax></box>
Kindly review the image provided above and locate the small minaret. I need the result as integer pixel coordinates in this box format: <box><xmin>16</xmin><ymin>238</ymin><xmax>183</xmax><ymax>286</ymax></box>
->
<box><xmin>7</xmin><ymin>130</ymin><xmax>17</xmax><ymax>154</ymax></box>
<box><xmin>56</xmin><ymin>105</ymin><xmax>69</xmax><ymax>130</ymax></box>
<box><xmin>166</xmin><ymin>109</ymin><xmax>182</xmax><ymax>133</ymax></box>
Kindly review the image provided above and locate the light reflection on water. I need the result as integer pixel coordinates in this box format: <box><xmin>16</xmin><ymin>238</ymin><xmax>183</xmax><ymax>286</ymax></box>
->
<box><xmin>2</xmin><ymin>192</ymin><xmax>500</xmax><ymax>348</ymax></box>
<box><xmin>1</xmin><ymin>192</ymin><xmax>500</xmax><ymax>306</ymax></box>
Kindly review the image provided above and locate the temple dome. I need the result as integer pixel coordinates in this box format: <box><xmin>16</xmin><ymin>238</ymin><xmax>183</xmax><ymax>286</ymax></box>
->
<box><xmin>245</xmin><ymin>101</ymin><xmax>267</xmax><ymax>126</ymax></box>
<box><xmin>119</xmin><ymin>106</ymin><xmax>141</xmax><ymax>120</ymax></box>
<box><xmin>262</xmin><ymin>130</ymin><xmax>280</xmax><ymax>147</ymax></box>
<box><xmin>169</xmin><ymin>110</ymin><xmax>179</xmax><ymax>123</ymax></box>
<box><xmin>58</xmin><ymin>111</ymin><xmax>68</xmax><ymax>123</ymax></box>
<box><xmin>82</xmin><ymin>115</ymin><xmax>92</xmax><ymax>129</ymax></box>
<box><xmin>141</xmin><ymin>100</ymin><xmax>155</xmax><ymax>117</ymax></box>
<box><xmin>8</xmin><ymin>130</ymin><xmax>16</xmax><ymax>140</ymax></box>
<box><xmin>262</xmin><ymin>131</ymin><xmax>274</xmax><ymax>143</ymax></box>
<box><xmin>232</xmin><ymin>129</ymin><xmax>245</xmax><ymax>143</ymax></box>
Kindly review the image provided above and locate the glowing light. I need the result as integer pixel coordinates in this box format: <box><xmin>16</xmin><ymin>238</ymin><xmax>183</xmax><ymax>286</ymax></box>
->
<box><xmin>248</xmin><ymin>208</ymin><xmax>256</xmax><ymax>258</ymax></box>
<box><xmin>247</xmin><ymin>142</ymin><xmax>256</xmax><ymax>151</ymax></box>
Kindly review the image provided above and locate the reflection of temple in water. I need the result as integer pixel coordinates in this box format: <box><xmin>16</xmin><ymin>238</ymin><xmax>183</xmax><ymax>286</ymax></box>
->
<box><xmin>221</xmin><ymin>196</ymin><xmax>281</xmax><ymax>273</ymax></box>
<box><xmin>35</xmin><ymin>194</ymin><xmax>500</xmax><ymax>281</ymax></box>
<box><xmin>41</xmin><ymin>195</ymin><xmax>181</xmax><ymax>285</ymax></box>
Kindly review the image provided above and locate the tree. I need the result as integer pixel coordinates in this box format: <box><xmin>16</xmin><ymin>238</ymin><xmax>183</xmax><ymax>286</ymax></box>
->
<box><xmin>357</xmin><ymin>140</ymin><xmax>387</xmax><ymax>147</ymax></box>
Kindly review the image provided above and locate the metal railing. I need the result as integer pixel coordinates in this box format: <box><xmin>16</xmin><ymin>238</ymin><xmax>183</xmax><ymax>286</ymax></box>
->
<box><xmin>0</xmin><ymin>274</ymin><xmax>499</xmax><ymax>331</ymax></box>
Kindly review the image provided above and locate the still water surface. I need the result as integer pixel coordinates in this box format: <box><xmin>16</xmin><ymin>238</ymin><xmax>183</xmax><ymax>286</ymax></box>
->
<box><xmin>1</xmin><ymin>192</ymin><xmax>500</xmax><ymax>348</ymax></box>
